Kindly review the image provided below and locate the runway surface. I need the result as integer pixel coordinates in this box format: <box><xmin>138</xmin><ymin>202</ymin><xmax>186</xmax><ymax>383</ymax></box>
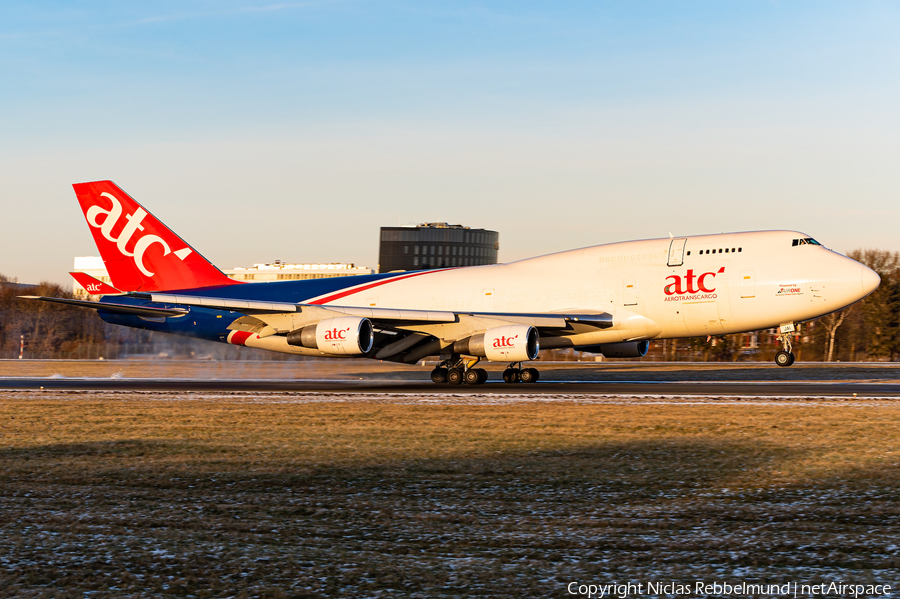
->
<box><xmin>3</xmin><ymin>377</ymin><xmax>900</xmax><ymax>396</ymax></box>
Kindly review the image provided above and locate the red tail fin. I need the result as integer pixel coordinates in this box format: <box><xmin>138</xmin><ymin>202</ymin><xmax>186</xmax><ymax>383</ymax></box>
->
<box><xmin>72</xmin><ymin>181</ymin><xmax>239</xmax><ymax>292</ymax></box>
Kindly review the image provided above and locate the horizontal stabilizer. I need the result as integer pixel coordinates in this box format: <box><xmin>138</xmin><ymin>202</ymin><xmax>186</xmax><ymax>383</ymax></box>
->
<box><xmin>19</xmin><ymin>296</ymin><xmax>188</xmax><ymax>317</ymax></box>
<box><xmin>69</xmin><ymin>271</ymin><xmax>122</xmax><ymax>295</ymax></box>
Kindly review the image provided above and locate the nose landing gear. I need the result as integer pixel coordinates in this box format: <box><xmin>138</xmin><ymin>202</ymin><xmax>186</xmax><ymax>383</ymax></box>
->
<box><xmin>775</xmin><ymin>325</ymin><xmax>796</xmax><ymax>367</ymax></box>
<box><xmin>775</xmin><ymin>350</ymin><xmax>795</xmax><ymax>367</ymax></box>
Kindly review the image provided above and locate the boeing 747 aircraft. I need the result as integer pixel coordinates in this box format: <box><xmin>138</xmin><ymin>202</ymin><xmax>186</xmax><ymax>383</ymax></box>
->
<box><xmin>23</xmin><ymin>181</ymin><xmax>880</xmax><ymax>384</ymax></box>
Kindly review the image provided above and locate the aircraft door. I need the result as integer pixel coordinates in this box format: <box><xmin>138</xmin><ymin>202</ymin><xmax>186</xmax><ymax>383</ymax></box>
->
<box><xmin>482</xmin><ymin>288</ymin><xmax>495</xmax><ymax>311</ymax></box>
<box><xmin>740</xmin><ymin>271</ymin><xmax>756</xmax><ymax>298</ymax></box>
<box><xmin>682</xmin><ymin>300</ymin><xmax>724</xmax><ymax>333</ymax></box>
<box><xmin>667</xmin><ymin>238</ymin><xmax>687</xmax><ymax>266</ymax></box>
<box><xmin>623</xmin><ymin>279</ymin><xmax>637</xmax><ymax>306</ymax></box>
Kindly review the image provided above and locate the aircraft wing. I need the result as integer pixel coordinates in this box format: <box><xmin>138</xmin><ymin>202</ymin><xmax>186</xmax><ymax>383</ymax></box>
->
<box><xmin>22</xmin><ymin>292</ymin><xmax>613</xmax><ymax>330</ymax></box>
<box><xmin>146</xmin><ymin>292</ymin><xmax>612</xmax><ymax>329</ymax></box>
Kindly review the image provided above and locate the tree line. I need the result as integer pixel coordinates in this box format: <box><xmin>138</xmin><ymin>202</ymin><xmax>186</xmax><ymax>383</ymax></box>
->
<box><xmin>2</xmin><ymin>251</ymin><xmax>898</xmax><ymax>362</ymax></box>
<box><xmin>0</xmin><ymin>275</ymin><xmax>256</xmax><ymax>360</ymax></box>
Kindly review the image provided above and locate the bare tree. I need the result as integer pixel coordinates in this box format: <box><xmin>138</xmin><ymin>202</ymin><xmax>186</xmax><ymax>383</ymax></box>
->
<box><xmin>821</xmin><ymin>307</ymin><xmax>852</xmax><ymax>362</ymax></box>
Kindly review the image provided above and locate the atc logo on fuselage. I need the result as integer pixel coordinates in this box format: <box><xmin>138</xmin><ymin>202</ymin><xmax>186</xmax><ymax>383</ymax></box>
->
<box><xmin>664</xmin><ymin>267</ymin><xmax>725</xmax><ymax>301</ymax></box>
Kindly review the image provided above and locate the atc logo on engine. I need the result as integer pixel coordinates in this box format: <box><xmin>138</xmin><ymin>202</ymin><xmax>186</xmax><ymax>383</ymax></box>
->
<box><xmin>493</xmin><ymin>335</ymin><xmax>518</xmax><ymax>348</ymax></box>
<box><xmin>324</xmin><ymin>327</ymin><xmax>351</xmax><ymax>341</ymax></box>
<box><xmin>664</xmin><ymin>267</ymin><xmax>724</xmax><ymax>301</ymax></box>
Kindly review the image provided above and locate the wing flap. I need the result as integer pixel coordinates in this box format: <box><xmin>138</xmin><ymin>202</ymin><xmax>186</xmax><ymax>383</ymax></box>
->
<box><xmin>150</xmin><ymin>293</ymin><xmax>299</xmax><ymax>313</ymax></box>
<box><xmin>325</xmin><ymin>305</ymin><xmax>457</xmax><ymax>323</ymax></box>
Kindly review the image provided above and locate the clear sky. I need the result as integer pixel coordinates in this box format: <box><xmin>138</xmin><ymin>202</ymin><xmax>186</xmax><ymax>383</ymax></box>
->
<box><xmin>2</xmin><ymin>1</ymin><xmax>898</xmax><ymax>285</ymax></box>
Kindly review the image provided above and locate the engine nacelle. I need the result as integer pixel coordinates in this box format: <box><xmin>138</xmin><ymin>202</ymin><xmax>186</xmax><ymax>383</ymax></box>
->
<box><xmin>454</xmin><ymin>325</ymin><xmax>540</xmax><ymax>362</ymax></box>
<box><xmin>582</xmin><ymin>340</ymin><xmax>649</xmax><ymax>358</ymax></box>
<box><xmin>286</xmin><ymin>316</ymin><xmax>374</xmax><ymax>355</ymax></box>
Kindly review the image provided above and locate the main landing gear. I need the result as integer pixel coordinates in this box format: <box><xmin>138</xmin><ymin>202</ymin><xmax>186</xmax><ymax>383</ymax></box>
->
<box><xmin>775</xmin><ymin>327</ymin><xmax>796</xmax><ymax>367</ymax></box>
<box><xmin>431</xmin><ymin>356</ymin><xmax>488</xmax><ymax>385</ymax></box>
<box><xmin>502</xmin><ymin>363</ymin><xmax>540</xmax><ymax>384</ymax></box>
<box><xmin>430</xmin><ymin>358</ymin><xmax>541</xmax><ymax>384</ymax></box>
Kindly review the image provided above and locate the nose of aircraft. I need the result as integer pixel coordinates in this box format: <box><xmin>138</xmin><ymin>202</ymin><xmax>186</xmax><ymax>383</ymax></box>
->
<box><xmin>861</xmin><ymin>263</ymin><xmax>881</xmax><ymax>297</ymax></box>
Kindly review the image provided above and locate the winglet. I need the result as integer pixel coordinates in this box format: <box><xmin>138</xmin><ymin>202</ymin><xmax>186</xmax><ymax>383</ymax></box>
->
<box><xmin>72</xmin><ymin>181</ymin><xmax>241</xmax><ymax>292</ymax></box>
<box><xmin>69</xmin><ymin>271</ymin><xmax>122</xmax><ymax>295</ymax></box>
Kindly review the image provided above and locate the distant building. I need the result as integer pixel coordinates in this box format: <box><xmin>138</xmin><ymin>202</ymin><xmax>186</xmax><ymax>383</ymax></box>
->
<box><xmin>228</xmin><ymin>261</ymin><xmax>374</xmax><ymax>282</ymax></box>
<box><xmin>378</xmin><ymin>223</ymin><xmax>499</xmax><ymax>273</ymax></box>
<box><xmin>72</xmin><ymin>257</ymin><xmax>112</xmax><ymax>293</ymax></box>
<box><xmin>72</xmin><ymin>257</ymin><xmax>374</xmax><ymax>298</ymax></box>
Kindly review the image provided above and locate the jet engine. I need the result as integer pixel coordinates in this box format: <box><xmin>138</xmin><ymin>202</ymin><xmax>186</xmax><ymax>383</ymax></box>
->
<box><xmin>453</xmin><ymin>325</ymin><xmax>540</xmax><ymax>362</ymax></box>
<box><xmin>286</xmin><ymin>316</ymin><xmax>374</xmax><ymax>355</ymax></box>
<box><xmin>581</xmin><ymin>340</ymin><xmax>649</xmax><ymax>358</ymax></box>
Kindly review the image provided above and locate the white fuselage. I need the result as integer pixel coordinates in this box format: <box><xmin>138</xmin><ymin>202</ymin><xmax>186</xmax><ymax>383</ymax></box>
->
<box><xmin>304</xmin><ymin>230</ymin><xmax>877</xmax><ymax>349</ymax></box>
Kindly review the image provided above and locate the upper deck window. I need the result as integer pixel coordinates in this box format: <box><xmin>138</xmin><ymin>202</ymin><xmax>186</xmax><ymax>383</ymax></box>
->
<box><xmin>691</xmin><ymin>247</ymin><xmax>741</xmax><ymax>255</ymax></box>
<box><xmin>792</xmin><ymin>238</ymin><xmax>822</xmax><ymax>247</ymax></box>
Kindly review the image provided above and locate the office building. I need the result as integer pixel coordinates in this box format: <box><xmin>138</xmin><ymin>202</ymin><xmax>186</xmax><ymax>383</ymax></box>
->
<box><xmin>378</xmin><ymin>223</ymin><xmax>499</xmax><ymax>272</ymax></box>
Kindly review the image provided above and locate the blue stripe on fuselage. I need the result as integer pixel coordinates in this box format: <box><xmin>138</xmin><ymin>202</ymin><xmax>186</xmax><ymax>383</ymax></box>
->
<box><xmin>95</xmin><ymin>273</ymin><xmax>405</xmax><ymax>343</ymax></box>
<box><xmin>98</xmin><ymin>303</ymin><xmax>235</xmax><ymax>342</ymax></box>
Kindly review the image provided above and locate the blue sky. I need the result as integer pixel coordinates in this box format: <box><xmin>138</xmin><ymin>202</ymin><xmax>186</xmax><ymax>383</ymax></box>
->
<box><xmin>2</xmin><ymin>1</ymin><xmax>898</xmax><ymax>283</ymax></box>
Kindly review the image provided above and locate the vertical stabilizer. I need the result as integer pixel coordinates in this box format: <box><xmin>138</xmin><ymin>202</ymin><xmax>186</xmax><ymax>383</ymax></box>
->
<box><xmin>72</xmin><ymin>180</ymin><xmax>240</xmax><ymax>292</ymax></box>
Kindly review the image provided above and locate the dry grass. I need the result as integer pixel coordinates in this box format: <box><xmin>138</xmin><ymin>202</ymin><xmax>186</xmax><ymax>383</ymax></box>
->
<box><xmin>1</xmin><ymin>392</ymin><xmax>899</xmax><ymax>597</ymax></box>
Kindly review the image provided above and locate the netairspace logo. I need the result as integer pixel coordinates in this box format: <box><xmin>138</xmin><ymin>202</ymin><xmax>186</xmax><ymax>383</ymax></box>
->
<box><xmin>566</xmin><ymin>581</ymin><xmax>893</xmax><ymax>598</ymax></box>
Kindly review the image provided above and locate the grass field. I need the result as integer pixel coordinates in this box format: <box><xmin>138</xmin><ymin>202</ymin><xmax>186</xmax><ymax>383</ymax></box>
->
<box><xmin>1</xmin><ymin>391</ymin><xmax>899</xmax><ymax>598</ymax></box>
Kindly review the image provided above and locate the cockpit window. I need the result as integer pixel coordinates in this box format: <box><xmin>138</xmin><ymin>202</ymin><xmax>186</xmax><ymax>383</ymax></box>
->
<box><xmin>792</xmin><ymin>238</ymin><xmax>822</xmax><ymax>247</ymax></box>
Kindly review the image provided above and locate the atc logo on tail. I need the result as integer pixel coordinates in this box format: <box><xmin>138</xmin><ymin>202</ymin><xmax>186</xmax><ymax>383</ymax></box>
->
<box><xmin>73</xmin><ymin>181</ymin><xmax>238</xmax><ymax>293</ymax></box>
<box><xmin>85</xmin><ymin>192</ymin><xmax>192</xmax><ymax>277</ymax></box>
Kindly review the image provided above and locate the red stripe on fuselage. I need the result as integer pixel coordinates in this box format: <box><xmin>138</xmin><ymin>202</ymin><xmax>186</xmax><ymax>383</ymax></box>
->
<box><xmin>308</xmin><ymin>269</ymin><xmax>454</xmax><ymax>305</ymax></box>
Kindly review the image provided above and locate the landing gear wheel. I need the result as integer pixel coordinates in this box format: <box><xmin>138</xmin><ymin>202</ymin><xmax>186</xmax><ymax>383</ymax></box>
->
<box><xmin>431</xmin><ymin>367</ymin><xmax>448</xmax><ymax>384</ymax></box>
<box><xmin>447</xmin><ymin>368</ymin><xmax>464</xmax><ymax>385</ymax></box>
<box><xmin>520</xmin><ymin>367</ymin><xmax>540</xmax><ymax>383</ymax></box>
<box><xmin>464</xmin><ymin>369</ymin><xmax>481</xmax><ymax>385</ymax></box>
<box><xmin>775</xmin><ymin>351</ymin><xmax>795</xmax><ymax>367</ymax></box>
<box><xmin>475</xmin><ymin>368</ymin><xmax>488</xmax><ymax>384</ymax></box>
<box><xmin>502</xmin><ymin>368</ymin><xmax>520</xmax><ymax>384</ymax></box>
